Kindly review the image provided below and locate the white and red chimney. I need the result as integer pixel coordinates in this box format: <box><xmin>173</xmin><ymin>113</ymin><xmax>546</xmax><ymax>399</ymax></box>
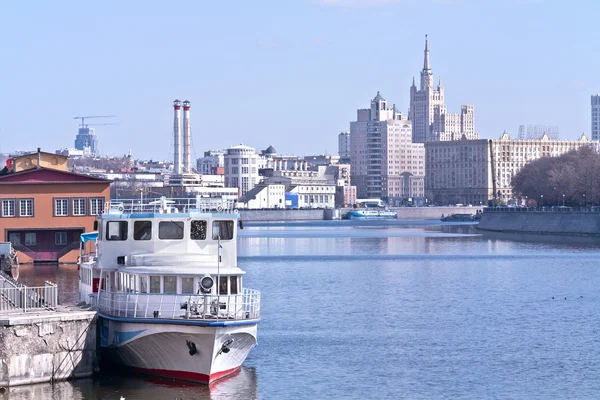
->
<box><xmin>182</xmin><ymin>100</ymin><xmax>192</xmax><ymax>173</ymax></box>
<box><xmin>173</xmin><ymin>100</ymin><xmax>182</xmax><ymax>174</ymax></box>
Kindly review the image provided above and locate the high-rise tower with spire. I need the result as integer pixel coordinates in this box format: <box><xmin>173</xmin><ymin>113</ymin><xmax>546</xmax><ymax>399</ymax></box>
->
<box><xmin>409</xmin><ymin>36</ymin><xmax>477</xmax><ymax>143</ymax></box>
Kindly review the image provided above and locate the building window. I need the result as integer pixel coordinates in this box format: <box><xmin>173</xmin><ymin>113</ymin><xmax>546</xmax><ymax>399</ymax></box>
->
<box><xmin>55</xmin><ymin>232</ymin><xmax>68</xmax><ymax>245</ymax></box>
<box><xmin>73</xmin><ymin>198</ymin><xmax>86</xmax><ymax>216</ymax></box>
<box><xmin>25</xmin><ymin>232</ymin><xmax>36</xmax><ymax>246</ymax></box>
<box><xmin>241</xmin><ymin>166</ymin><xmax>248</xmax><ymax>174</ymax></box>
<box><xmin>90</xmin><ymin>198</ymin><xmax>104</xmax><ymax>215</ymax></box>
<box><xmin>2</xmin><ymin>199</ymin><xmax>15</xmax><ymax>217</ymax></box>
<box><xmin>134</xmin><ymin>221</ymin><xmax>152</xmax><ymax>240</ymax></box>
<box><xmin>54</xmin><ymin>199</ymin><xmax>68</xmax><ymax>216</ymax></box>
<box><xmin>8</xmin><ymin>232</ymin><xmax>20</xmax><ymax>246</ymax></box>
<box><xmin>212</xmin><ymin>220</ymin><xmax>234</xmax><ymax>240</ymax></box>
<box><xmin>159</xmin><ymin>221</ymin><xmax>184</xmax><ymax>240</ymax></box>
<box><xmin>106</xmin><ymin>221</ymin><xmax>128</xmax><ymax>241</ymax></box>
<box><xmin>19</xmin><ymin>199</ymin><xmax>34</xmax><ymax>217</ymax></box>
<box><xmin>191</xmin><ymin>220</ymin><xmax>207</xmax><ymax>240</ymax></box>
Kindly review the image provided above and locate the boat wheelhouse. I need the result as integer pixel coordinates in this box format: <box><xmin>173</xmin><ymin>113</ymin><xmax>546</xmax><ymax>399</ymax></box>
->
<box><xmin>78</xmin><ymin>197</ymin><xmax>260</xmax><ymax>384</ymax></box>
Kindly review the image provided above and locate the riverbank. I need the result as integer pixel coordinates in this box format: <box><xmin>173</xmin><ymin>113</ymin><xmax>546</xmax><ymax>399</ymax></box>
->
<box><xmin>477</xmin><ymin>208</ymin><xmax>600</xmax><ymax>236</ymax></box>
<box><xmin>239</xmin><ymin>206</ymin><xmax>483</xmax><ymax>221</ymax></box>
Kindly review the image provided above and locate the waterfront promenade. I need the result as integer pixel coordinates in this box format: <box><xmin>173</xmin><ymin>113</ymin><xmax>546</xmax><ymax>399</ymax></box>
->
<box><xmin>478</xmin><ymin>206</ymin><xmax>600</xmax><ymax>236</ymax></box>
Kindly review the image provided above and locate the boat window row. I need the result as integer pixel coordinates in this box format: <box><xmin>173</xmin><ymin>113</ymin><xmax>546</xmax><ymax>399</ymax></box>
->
<box><xmin>105</xmin><ymin>220</ymin><xmax>234</xmax><ymax>241</ymax></box>
<box><xmin>115</xmin><ymin>273</ymin><xmax>239</xmax><ymax>295</ymax></box>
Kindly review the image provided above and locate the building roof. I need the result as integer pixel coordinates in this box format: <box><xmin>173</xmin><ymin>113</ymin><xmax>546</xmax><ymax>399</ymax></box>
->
<box><xmin>0</xmin><ymin>167</ymin><xmax>111</xmax><ymax>184</ymax></box>
<box><xmin>264</xmin><ymin>145</ymin><xmax>277</xmax><ymax>154</ymax></box>
<box><xmin>372</xmin><ymin>91</ymin><xmax>385</xmax><ymax>102</ymax></box>
<box><xmin>227</xmin><ymin>143</ymin><xmax>255</xmax><ymax>151</ymax></box>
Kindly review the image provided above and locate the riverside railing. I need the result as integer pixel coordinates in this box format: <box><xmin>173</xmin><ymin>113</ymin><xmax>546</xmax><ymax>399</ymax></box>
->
<box><xmin>0</xmin><ymin>273</ymin><xmax>58</xmax><ymax>313</ymax></box>
<box><xmin>94</xmin><ymin>288</ymin><xmax>260</xmax><ymax>321</ymax></box>
<box><xmin>105</xmin><ymin>197</ymin><xmax>237</xmax><ymax>215</ymax></box>
<box><xmin>484</xmin><ymin>206</ymin><xmax>600</xmax><ymax>214</ymax></box>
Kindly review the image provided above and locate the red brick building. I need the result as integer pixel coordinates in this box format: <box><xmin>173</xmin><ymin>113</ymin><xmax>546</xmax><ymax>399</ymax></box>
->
<box><xmin>0</xmin><ymin>149</ymin><xmax>110</xmax><ymax>263</ymax></box>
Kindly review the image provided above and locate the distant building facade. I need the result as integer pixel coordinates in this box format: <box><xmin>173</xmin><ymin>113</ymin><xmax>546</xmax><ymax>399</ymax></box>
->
<box><xmin>338</xmin><ymin>132</ymin><xmax>350</xmax><ymax>161</ymax></box>
<box><xmin>409</xmin><ymin>36</ymin><xmax>477</xmax><ymax>143</ymax></box>
<box><xmin>425</xmin><ymin>132</ymin><xmax>598</xmax><ymax>205</ymax></box>
<box><xmin>592</xmin><ymin>94</ymin><xmax>600</xmax><ymax>141</ymax></box>
<box><xmin>74</xmin><ymin>127</ymin><xmax>99</xmax><ymax>156</ymax></box>
<box><xmin>197</xmin><ymin>150</ymin><xmax>224</xmax><ymax>175</ymax></box>
<box><xmin>224</xmin><ymin>144</ymin><xmax>262</xmax><ymax>197</ymax></box>
<box><xmin>350</xmin><ymin>92</ymin><xmax>425</xmax><ymax>203</ymax></box>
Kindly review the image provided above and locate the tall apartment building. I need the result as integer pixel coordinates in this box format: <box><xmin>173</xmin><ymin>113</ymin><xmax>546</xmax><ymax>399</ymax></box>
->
<box><xmin>425</xmin><ymin>131</ymin><xmax>598</xmax><ymax>205</ymax></box>
<box><xmin>224</xmin><ymin>144</ymin><xmax>262</xmax><ymax>197</ymax></box>
<box><xmin>409</xmin><ymin>36</ymin><xmax>477</xmax><ymax>143</ymax></box>
<box><xmin>338</xmin><ymin>132</ymin><xmax>350</xmax><ymax>161</ymax></box>
<box><xmin>74</xmin><ymin>127</ymin><xmax>98</xmax><ymax>156</ymax></box>
<box><xmin>350</xmin><ymin>92</ymin><xmax>425</xmax><ymax>202</ymax></box>
<box><xmin>592</xmin><ymin>94</ymin><xmax>600</xmax><ymax>141</ymax></box>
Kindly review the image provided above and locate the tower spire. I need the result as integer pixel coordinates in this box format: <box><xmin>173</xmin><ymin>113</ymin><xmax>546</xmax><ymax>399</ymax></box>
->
<box><xmin>424</xmin><ymin>34</ymin><xmax>430</xmax><ymax>71</ymax></box>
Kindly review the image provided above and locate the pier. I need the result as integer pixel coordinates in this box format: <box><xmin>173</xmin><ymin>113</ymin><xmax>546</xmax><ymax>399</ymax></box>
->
<box><xmin>0</xmin><ymin>273</ymin><xmax>96</xmax><ymax>387</ymax></box>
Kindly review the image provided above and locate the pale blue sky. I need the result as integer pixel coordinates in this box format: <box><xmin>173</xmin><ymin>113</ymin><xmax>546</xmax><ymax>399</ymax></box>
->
<box><xmin>1</xmin><ymin>0</ymin><xmax>598</xmax><ymax>160</ymax></box>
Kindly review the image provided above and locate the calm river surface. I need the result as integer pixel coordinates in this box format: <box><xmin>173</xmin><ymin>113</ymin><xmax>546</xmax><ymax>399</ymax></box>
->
<box><xmin>6</xmin><ymin>220</ymin><xmax>600</xmax><ymax>399</ymax></box>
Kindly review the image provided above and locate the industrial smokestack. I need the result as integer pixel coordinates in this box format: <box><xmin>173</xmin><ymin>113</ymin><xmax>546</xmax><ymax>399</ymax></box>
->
<box><xmin>173</xmin><ymin>100</ymin><xmax>182</xmax><ymax>174</ymax></box>
<box><xmin>182</xmin><ymin>100</ymin><xmax>191</xmax><ymax>173</ymax></box>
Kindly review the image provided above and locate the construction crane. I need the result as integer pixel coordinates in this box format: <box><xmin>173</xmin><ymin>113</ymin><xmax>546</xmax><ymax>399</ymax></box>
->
<box><xmin>84</xmin><ymin>122</ymin><xmax>120</xmax><ymax>128</ymax></box>
<box><xmin>73</xmin><ymin>115</ymin><xmax>116</xmax><ymax>128</ymax></box>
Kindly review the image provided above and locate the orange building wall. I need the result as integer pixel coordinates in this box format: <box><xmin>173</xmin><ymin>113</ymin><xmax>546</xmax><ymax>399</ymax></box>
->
<box><xmin>12</xmin><ymin>153</ymin><xmax>68</xmax><ymax>172</ymax></box>
<box><xmin>0</xmin><ymin>183</ymin><xmax>110</xmax><ymax>241</ymax></box>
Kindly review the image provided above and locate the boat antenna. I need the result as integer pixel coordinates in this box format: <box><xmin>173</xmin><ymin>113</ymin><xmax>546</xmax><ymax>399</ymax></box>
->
<box><xmin>217</xmin><ymin>235</ymin><xmax>221</xmax><ymax>320</ymax></box>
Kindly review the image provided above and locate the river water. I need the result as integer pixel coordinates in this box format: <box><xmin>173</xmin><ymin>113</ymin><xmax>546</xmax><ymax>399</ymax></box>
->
<box><xmin>6</xmin><ymin>220</ymin><xmax>600</xmax><ymax>399</ymax></box>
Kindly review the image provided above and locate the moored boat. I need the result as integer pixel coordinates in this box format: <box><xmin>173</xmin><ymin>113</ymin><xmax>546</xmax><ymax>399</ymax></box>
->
<box><xmin>346</xmin><ymin>208</ymin><xmax>398</xmax><ymax>220</ymax></box>
<box><xmin>78</xmin><ymin>196</ymin><xmax>260</xmax><ymax>384</ymax></box>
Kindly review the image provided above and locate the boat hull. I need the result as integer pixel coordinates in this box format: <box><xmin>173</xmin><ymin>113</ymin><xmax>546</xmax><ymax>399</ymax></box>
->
<box><xmin>98</xmin><ymin>315</ymin><xmax>258</xmax><ymax>384</ymax></box>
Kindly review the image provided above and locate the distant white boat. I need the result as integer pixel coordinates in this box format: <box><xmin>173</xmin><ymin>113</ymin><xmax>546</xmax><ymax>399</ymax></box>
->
<box><xmin>346</xmin><ymin>208</ymin><xmax>398</xmax><ymax>220</ymax></box>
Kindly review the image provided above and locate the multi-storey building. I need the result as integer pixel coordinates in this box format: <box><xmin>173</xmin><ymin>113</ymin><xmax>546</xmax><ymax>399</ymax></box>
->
<box><xmin>74</xmin><ymin>127</ymin><xmax>98</xmax><ymax>156</ymax></box>
<box><xmin>0</xmin><ymin>149</ymin><xmax>110</xmax><ymax>263</ymax></box>
<box><xmin>409</xmin><ymin>36</ymin><xmax>477</xmax><ymax>143</ymax></box>
<box><xmin>196</xmin><ymin>150</ymin><xmax>224</xmax><ymax>175</ymax></box>
<box><xmin>425</xmin><ymin>132</ymin><xmax>598</xmax><ymax>205</ymax></box>
<box><xmin>224</xmin><ymin>144</ymin><xmax>262</xmax><ymax>197</ymax></box>
<box><xmin>338</xmin><ymin>132</ymin><xmax>350</xmax><ymax>161</ymax></box>
<box><xmin>350</xmin><ymin>92</ymin><xmax>425</xmax><ymax>203</ymax></box>
<box><xmin>592</xmin><ymin>94</ymin><xmax>600</xmax><ymax>141</ymax></box>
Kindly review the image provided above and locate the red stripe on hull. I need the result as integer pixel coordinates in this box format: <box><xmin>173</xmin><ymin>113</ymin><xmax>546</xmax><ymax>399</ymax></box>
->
<box><xmin>131</xmin><ymin>366</ymin><xmax>241</xmax><ymax>385</ymax></box>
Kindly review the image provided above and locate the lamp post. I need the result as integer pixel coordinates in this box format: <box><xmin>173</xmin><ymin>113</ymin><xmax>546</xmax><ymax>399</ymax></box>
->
<box><xmin>541</xmin><ymin>194</ymin><xmax>544</xmax><ymax>208</ymax></box>
<box><xmin>525</xmin><ymin>195</ymin><xmax>528</xmax><ymax>207</ymax></box>
<box><xmin>562</xmin><ymin>194</ymin><xmax>565</xmax><ymax>207</ymax></box>
<box><xmin>583</xmin><ymin>193</ymin><xmax>586</xmax><ymax>208</ymax></box>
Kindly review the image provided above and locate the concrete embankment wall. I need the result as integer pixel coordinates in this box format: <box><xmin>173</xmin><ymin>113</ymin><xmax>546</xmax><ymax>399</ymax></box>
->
<box><xmin>0</xmin><ymin>310</ymin><xmax>97</xmax><ymax>387</ymax></box>
<box><xmin>478</xmin><ymin>211</ymin><xmax>600</xmax><ymax>236</ymax></box>
<box><xmin>239</xmin><ymin>207</ymin><xmax>483</xmax><ymax>221</ymax></box>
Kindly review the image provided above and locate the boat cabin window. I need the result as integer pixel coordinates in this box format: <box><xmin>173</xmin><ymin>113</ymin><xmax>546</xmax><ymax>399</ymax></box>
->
<box><xmin>159</xmin><ymin>221</ymin><xmax>184</xmax><ymax>240</ymax></box>
<box><xmin>150</xmin><ymin>276</ymin><xmax>161</xmax><ymax>293</ymax></box>
<box><xmin>164</xmin><ymin>276</ymin><xmax>177</xmax><ymax>294</ymax></box>
<box><xmin>106</xmin><ymin>221</ymin><xmax>128</xmax><ymax>241</ymax></box>
<box><xmin>231</xmin><ymin>276</ymin><xmax>238</xmax><ymax>294</ymax></box>
<box><xmin>212</xmin><ymin>220</ymin><xmax>234</xmax><ymax>240</ymax></box>
<box><xmin>182</xmin><ymin>277</ymin><xmax>194</xmax><ymax>293</ymax></box>
<box><xmin>190</xmin><ymin>220</ymin><xmax>207</xmax><ymax>240</ymax></box>
<box><xmin>219</xmin><ymin>276</ymin><xmax>227</xmax><ymax>295</ymax></box>
<box><xmin>140</xmin><ymin>276</ymin><xmax>149</xmax><ymax>293</ymax></box>
<box><xmin>134</xmin><ymin>221</ymin><xmax>152</xmax><ymax>240</ymax></box>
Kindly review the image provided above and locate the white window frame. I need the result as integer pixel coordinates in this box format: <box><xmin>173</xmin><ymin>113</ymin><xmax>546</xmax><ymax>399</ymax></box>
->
<box><xmin>90</xmin><ymin>198</ymin><xmax>104</xmax><ymax>216</ymax></box>
<box><xmin>2</xmin><ymin>199</ymin><xmax>15</xmax><ymax>217</ymax></box>
<box><xmin>73</xmin><ymin>198</ymin><xmax>86</xmax><ymax>216</ymax></box>
<box><xmin>54</xmin><ymin>198</ymin><xmax>68</xmax><ymax>216</ymax></box>
<box><xmin>19</xmin><ymin>199</ymin><xmax>34</xmax><ymax>217</ymax></box>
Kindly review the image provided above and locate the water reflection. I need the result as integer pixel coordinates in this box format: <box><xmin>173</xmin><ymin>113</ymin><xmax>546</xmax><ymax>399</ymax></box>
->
<box><xmin>0</xmin><ymin>366</ymin><xmax>258</xmax><ymax>400</ymax></box>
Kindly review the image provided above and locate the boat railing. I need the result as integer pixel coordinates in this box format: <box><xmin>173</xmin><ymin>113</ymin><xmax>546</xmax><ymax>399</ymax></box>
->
<box><xmin>105</xmin><ymin>196</ymin><xmax>237</xmax><ymax>215</ymax></box>
<box><xmin>95</xmin><ymin>288</ymin><xmax>260</xmax><ymax>321</ymax></box>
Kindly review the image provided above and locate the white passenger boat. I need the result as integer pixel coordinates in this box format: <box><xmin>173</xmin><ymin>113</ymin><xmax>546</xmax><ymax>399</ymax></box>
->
<box><xmin>78</xmin><ymin>197</ymin><xmax>260</xmax><ymax>384</ymax></box>
<box><xmin>346</xmin><ymin>208</ymin><xmax>398</xmax><ymax>220</ymax></box>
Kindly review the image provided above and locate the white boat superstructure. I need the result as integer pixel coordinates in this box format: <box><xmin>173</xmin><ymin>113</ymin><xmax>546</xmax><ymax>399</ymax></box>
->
<box><xmin>78</xmin><ymin>196</ymin><xmax>260</xmax><ymax>384</ymax></box>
